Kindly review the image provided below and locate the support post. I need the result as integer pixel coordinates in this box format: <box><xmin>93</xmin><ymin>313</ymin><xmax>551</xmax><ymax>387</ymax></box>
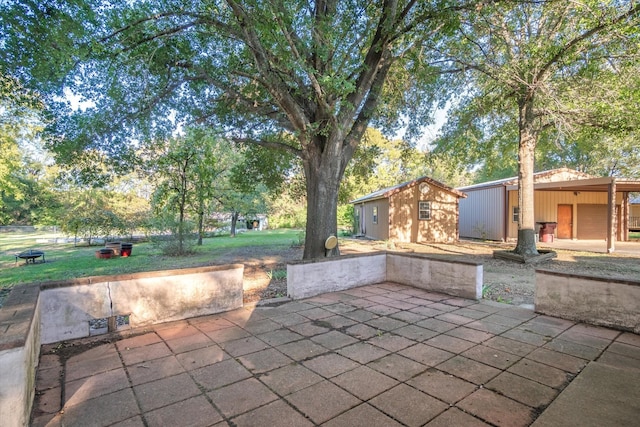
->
<box><xmin>607</xmin><ymin>179</ymin><xmax>616</xmax><ymax>253</ymax></box>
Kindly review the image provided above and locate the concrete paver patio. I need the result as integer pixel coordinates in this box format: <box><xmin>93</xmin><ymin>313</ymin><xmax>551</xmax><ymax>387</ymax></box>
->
<box><xmin>31</xmin><ymin>282</ymin><xmax>640</xmax><ymax>426</ymax></box>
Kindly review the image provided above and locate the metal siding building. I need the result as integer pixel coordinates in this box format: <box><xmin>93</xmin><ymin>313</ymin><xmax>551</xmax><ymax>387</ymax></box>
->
<box><xmin>458</xmin><ymin>185</ymin><xmax>505</xmax><ymax>240</ymax></box>
<box><xmin>457</xmin><ymin>168</ymin><xmax>640</xmax><ymax>249</ymax></box>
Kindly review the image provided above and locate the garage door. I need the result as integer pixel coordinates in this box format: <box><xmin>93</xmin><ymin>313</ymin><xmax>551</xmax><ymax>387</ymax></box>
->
<box><xmin>577</xmin><ymin>204</ymin><xmax>607</xmax><ymax>239</ymax></box>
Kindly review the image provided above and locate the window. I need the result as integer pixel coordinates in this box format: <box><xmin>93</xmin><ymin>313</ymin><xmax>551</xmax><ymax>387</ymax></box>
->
<box><xmin>372</xmin><ymin>206</ymin><xmax>378</xmax><ymax>224</ymax></box>
<box><xmin>419</xmin><ymin>201</ymin><xmax>431</xmax><ymax>220</ymax></box>
<box><xmin>512</xmin><ymin>206</ymin><xmax>519</xmax><ymax>223</ymax></box>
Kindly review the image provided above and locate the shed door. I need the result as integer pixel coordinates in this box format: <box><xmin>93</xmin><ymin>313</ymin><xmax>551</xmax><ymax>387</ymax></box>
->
<box><xmin>557</xmin><ymin>204</ymin><xmax>572</xmax><ymax>239</ymax></box>
<box><xmin>577</xmin><ymin>204</ymin><xmax>607</xmax><ymax>239</ymax></box>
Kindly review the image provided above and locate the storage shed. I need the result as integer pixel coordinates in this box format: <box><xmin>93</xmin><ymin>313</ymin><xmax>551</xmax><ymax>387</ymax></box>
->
<box><xmin>457</xmin><ymin>168</ymin><xmax>640</xmax><ymax>252</ymax></box>
<box><xmin>351</xmin><ymin>176</ymin><xmax>466</xmax><ymax>243</ymax></box>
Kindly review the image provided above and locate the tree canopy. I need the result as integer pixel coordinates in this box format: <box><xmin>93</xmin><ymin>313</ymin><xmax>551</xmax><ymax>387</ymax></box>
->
<box><xmin>2</xmin><ymin>0</ymin><xmax>458</xmax><ymax>258</ymax></box>
<box><xmin>433</xmin><ymin>0</ymin><xmax>640</xmax><ymax>255</ymax></box>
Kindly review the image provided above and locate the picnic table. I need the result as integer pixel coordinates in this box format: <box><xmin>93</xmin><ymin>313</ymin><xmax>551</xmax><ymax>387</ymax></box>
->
<box><xmin>15</xmin><ymin>249</ymin><xmax>46</xmax><ymax>264</ymax></box>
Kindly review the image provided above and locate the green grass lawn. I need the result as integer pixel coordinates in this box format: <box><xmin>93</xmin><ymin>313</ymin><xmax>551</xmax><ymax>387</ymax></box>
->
<box><xmin>0</xmin><ymin>229</ymin><xmax>302</xmax><ymax>290</ymax></box>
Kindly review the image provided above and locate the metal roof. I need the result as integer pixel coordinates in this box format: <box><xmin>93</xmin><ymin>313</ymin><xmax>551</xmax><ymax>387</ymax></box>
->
<box><xmin>350</xmin><ymin>176</ymin><xmax>466</xmax><ymax>204</ymax></box>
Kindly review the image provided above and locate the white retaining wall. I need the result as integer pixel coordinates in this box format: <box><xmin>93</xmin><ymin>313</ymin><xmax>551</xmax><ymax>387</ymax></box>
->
<box><xmin>288</xmin><ymin>252</ymin><xmax>483</xmax><ymax>300</ymax></box>
<box><xmin>39</xmin><ymin>265</ymin><xmax>244</xmax><ymax>344</ymax></box>
<box><xmin>535</xmin><ymin>269</ymin><xmax>640</xmax><ymax>334</ymax></box>
<box><xmin>0</xmin><ymin>264</ymin><xmax>244</xmax><ymax>427</ymax></box>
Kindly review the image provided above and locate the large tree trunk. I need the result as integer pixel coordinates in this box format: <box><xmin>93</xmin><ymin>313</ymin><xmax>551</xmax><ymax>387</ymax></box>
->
<box><xmin>302</xmin><ymin>143</ymin><xmax>344</xmax><ymax>259</ymax></box>
<box><xmin>230</xmin><ymin>210</ymin><xmax>239</xmax><ymax>237</ymax></box>
<box><xmin>514</xmin><ymin>96</ymin><xmax>540</xmax><ymax>257</ymax></box>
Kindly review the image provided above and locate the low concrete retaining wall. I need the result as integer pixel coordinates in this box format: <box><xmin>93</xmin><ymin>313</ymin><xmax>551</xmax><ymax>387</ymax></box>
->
<box><xmin>0</xmin><ymin>285</ymin><xmax>41</xmax><ymax>427</ymax></box>
<box><xmin>287</xmin><ymin>253</ymin><xmax>387</xmax><ymax>299</ymax></box>
<box><xmin>387</xmin><ymin>253</ymin><xmax>483</xmax><ymax>300</ymax></box>
<box><xmin>0</xmin><ymin>264</ymin><xmax>244</xmax><ymax>427</ymax></box>
<box><xmin>535</xmin><ymin>269</ymin><xmax>640</xmax><ymax>334</ymax></box>
<box><xmin>287</xmin><ymin>252</ymin><xmax>483</xmax><ymax>300</ymax></box>
<box><xmin>39</xmin><ymin>264</ymin><xmax>244</xmax><ymax>344</ymax></box>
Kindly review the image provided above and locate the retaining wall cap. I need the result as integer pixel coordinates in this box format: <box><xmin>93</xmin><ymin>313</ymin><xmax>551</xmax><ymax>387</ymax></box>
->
<box><xmin>39</xmin><ymin>264</ymin><xmax>244</xmax><ymax>291</ymax></box>
<box><xmin>536</xmin><ymin>268</ymin><xmax>640</xmax><ymax>287</ymax></box>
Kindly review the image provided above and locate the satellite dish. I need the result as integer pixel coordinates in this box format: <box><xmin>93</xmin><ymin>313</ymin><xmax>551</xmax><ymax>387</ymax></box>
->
<box><xmin>325</xmin><ymin>235</ymin><xmax>338</xmax><ymax>250</ymax></box>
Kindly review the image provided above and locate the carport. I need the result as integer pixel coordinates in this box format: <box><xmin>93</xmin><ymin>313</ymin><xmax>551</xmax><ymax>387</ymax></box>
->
<box><xmin>506</xmin><ymin>177</ymin><xmax>640</xmax><ymax>253</ymax></box>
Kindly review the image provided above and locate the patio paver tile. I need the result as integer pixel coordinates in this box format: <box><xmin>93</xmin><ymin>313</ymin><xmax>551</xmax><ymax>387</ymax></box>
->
<box><xmin>285</xmin><ymin>380</ymin><xmax>361</xmax><ymax>424</ymax></box>
<box><xmin>415</xmin><ymin>318</ymin><xmax>457</xmax><ymax>333</ymax></box>
<box><xmin>367</xmin><ymin>333</ymin><xmax>415</xmax><ymax>352</ymax></box>
<box><xmin>424</xmin><ymin>407</ymin><xmax>491</xmax><ymax>427</ymax></box>
<box><xmin>322</xmin><ymin>403</ymin><xmax>404</xmax><ymax>427</ymax></box>
<box><xmin>344</xmin><ymin>323</ymin><xmax>380</xmax><ymax>340</ymax></box>
<box><xmin>409</xmin><ymin>305</ymin><xmax>446</xmax><ymax>318</ymax></box>
<box><xmin>567</xmin><ymin>322</ymin><xmax>621</xmax><ymax>340</ymax></box>
<box><xmin>203</xmin><ymin>326</ymin><xmax>251</xmax><ymax>343</ymax></box>
<box><xmin>616</xmin><ymin>332</ymin><xmax>640</xmax><ymax>347</ymax></box>
<box><xmin>311</xmin><ymin>330</ymin><xmax>359</xmax><ymax>349</ymax></box>
<box><xmin>59</xmin><ymin>388</ymin><xmax>140</xmax><ymax>427</ymax></box>
<box><xmin>303</xmin><ymin>352</ymin><xmax>360</xmax><ymax>378</ymax></box>
<box><xmin>219</xmin><ymin>336</ymin><xmax>270</xmax><ymax>357</ymax></box>
<box><xmin>484</xmin><ymin>335</ymin><xmax>537</xmax><ymax>357</ymax></box>
<box><xmin>257</xmin><ymin>329</ymin><xmax>303</xmax><ymax>347</ymax></box>
<box><xmin>207</xmin><ymin>378</ymin><xmax>278</xmax><ymax>418</ymax></box>
<box><xmin>407</xmin><ymin>368</ymin><xmax>477</xmax><ymax>404</ymax></box>
<box><xmin>365</xmin><ymin>304</ymin><xmax>401</xmax><ymax>316</ymax></box>
<box><xmin>240</xmin><ymin>319</ymin><xmax>282</xmax><ymax>335</ymax></box>
<box><xmin>458</xmin><ymin>388</ymin><xmax>534</xmax><ymax>427</ymax></box>
<box><xmin>462</xmin><ymin>344</ymin><xmax>521</xmax><ymax>370</ymax></box>
<box><xmin>154</xmin><ymin>324</ymin><xmax>201</xmax><ymax>341</ymax></box>
<box><xmin>276</xmin><ymin>339</ymin><xmax>329</xmax><ymax>361</ymax></box>
<box><xmin>190</xmin><ymin>358</ymin><xmax>252</xmax><ymax>390</ymax></box>
<box><xmin>435</xmin><ymin>312</ymin><xmax>475</xmax><ymax>325</ymax></box>
<box><xmin>174</xmin><ymin>344</ymin><xmax>228</xmax><ymax>370</ymax></box>
<box><xmin>231</xmin><ymin>400</ymin><xmax>313</xmax><ymax>427</ymax></box>
<box><xmin>526</xmin><ymin>347</ymin><xmax>588</xmax><ymax>373</ymax></box>
<box><xmin>609</xmin><ymin>340</ymin><xmax>640</xmax><ymax>359</ymax></box>
<box><xmin>164</xmin><ymin>331</ymin><xmax>214</xmax><ymax>354</ymax></box>
<box><xmin>259</xmin><ymin>363</ymin><xmax>324</xmax><ymax>396</ymax></box>
<box><xmin>288</xmin><ymin>321</ymin><xmax>331</xmax><ymax>337</ymax></box>
<box><xmin>465</xmin><ymin>319</ymin><xmax>513</xmax><ymax>335</ymax></box>
<box><xmin>445</xmin><ymin>326</ymin><xmax>494</xmax><ymax>344</ymax></box>
<box><xmin>367</xmin><ymin>353</ymin><xmax>427</xmax><ymax>381</ymax></box>
<box><xmin>398</xmin><ymin>343</ymin><xmax>455</xmax><ymax>366</ymax></box>
<box><xmin>237</xmin><ymin>348</ymin><xmax>293</xmax><ymax>374</ymax></box>
<box><xmin>337</xmin><ymin>342</ymin><xmax>391</xmax><ymax>364</ymax></box>
<box><xmin>556</xmin><ymin>329</ymin><xmax>614</xmax><ymax>350</ymax></box>
<box><xmin>65</xmin><ymin>369</ymin><xmax>131</xmax><ymax>406</ymax></box>
<box><xmin>597</xmin><ymin>351</ymin><xmax>640</xmax><ymax>371</ymax></box>
<box><xmin>365</xmin><ymin>317</ymin><xmax>408</xmax><ymax>331</ymax></box>
<box><xmin>501</xmin><ymin>328</ymin><xmax>550</xmax><ymax>347</ymax></box>
<box><xmin>389</xmin><ymin>310</ymin><xmax>426</xmax><ymax>323</ymax></box>
<box><xmin>144</xmin><ymin>395</ymin><xmax>222</xmax><ymax>427</ymax></box>
<box><xmin>126</xmin><ymin>355</ymin><xmax>186</xmax><ymax>386</ymax></box>
<box><xmin>452</xmin><ymin>307</ymin><xmax>493</xmax><ymax>320</ymax></box>
<box><xmin>508</xmin><ymin>358</ymin><xmax>572</xmax><ymax>389</ymax></box>
<box><xmin>436</xmin><ymin>355</ymin><xmax>501</xmax><ymax>385</ymax></box>
<box><xmin>486</xmin><ymin>371</ymin><xmax>558</xmax><ymax>409</ymax></box>
<box><xmin>341</xmin><ymin>309</ymin><xmax>380</xmax><ymax>322</ymax></box>
<box><xmin>133</xmin><ymin>372</ymin><xmax>201</xmax><ymax>412</ymax></box>
<box><xmin>369</xmin><ymin>383</ymin><xmax>448</xmax><ymax>427</ymax></box>
<box><xmin>66</xmin><ymin>347</ymin><xmax>123</xmax><ymax>382</ymax></box>
<box><xmin>543</xmin><ymin>338</ymin><xmax>604</xmax><ymax>360</ymax></box>
<box><xmin>119</xmin><ymin>341</ymin><xmax>173</xmax><ymax>366</ymax></box>
<box><xmin>331</xmin><ymin>365</ymin><xmax>399</xmax><ymax>400</ymax></box>
<box><xmin>115</xmin><ymin>333</ymin><xmax>162</xmax><ymax>351</ymax></box>
<box><xmin>319</xmin><ymin>314</ymin><xmax>358</xmax><ymax>329</ymax></box>
<box><xmin>298</xmin><ymin>307</ymin><xmax>338</xmax><ymax>320</ymax></box>
<box><xmin>483</xmin><ymin>314</ymin><xmax>527</xmax><ymax>328</ymax></box>
<box><xmin>425</xmin><ymin>333</ymin><xmax>477</xmax><ymax>353</ymax></box>
<box><xmin>269</xmin><ymin>313</ymin><xmax>311</xmax><ymax>326</ymax></box>
<box><xmin>393</xmin><ymin>324</ymin><xmax>439</xmax><ymax>341</ymax></box>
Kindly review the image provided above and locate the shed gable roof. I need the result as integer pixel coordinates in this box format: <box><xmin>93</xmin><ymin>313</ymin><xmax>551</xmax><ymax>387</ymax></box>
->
<box><xmin>350</xmin><ymin>176</ymin><xmax>466</xmax><ymax>204</ymax></box>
